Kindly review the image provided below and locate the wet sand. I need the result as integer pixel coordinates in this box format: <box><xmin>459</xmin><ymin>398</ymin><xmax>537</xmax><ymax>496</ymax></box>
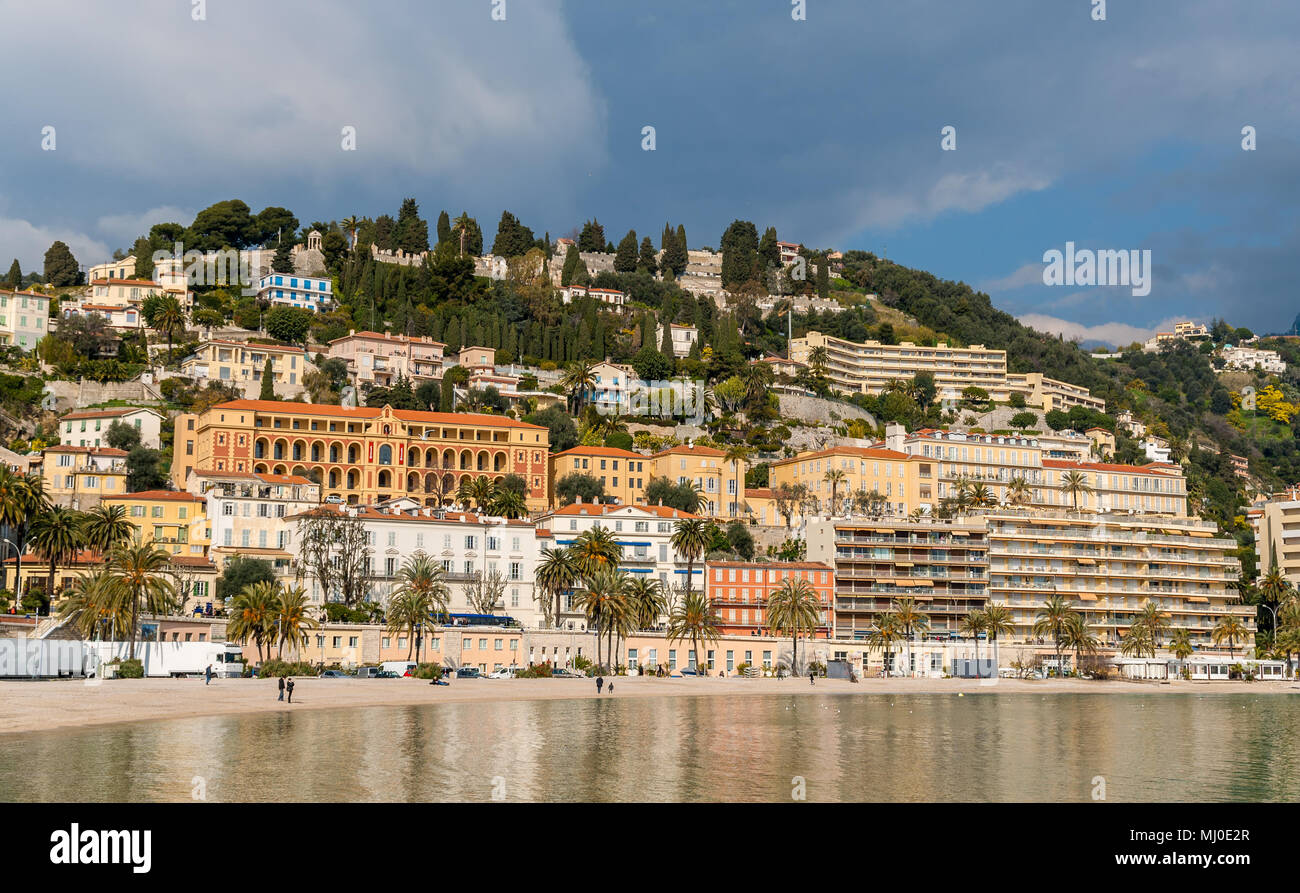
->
<box><xmin>2</xmin><ymin>674</ymin><xmax>1296</xmax><ymax>735</ymax></box>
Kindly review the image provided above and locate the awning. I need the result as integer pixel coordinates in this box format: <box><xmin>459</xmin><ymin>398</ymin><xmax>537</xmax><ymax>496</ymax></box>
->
<box><xmin>894</xmin><ymin>562</ymin><xmax>914</xmax><ymax>567</ymax></box>
<box><xmin>1074</xmin><ymin>557</ymin><xmax>1095</xmax><ymax>565</ymax></box>
<box><xmin>1188</xmin><ymin>530</ymin><xmax>1215</xmax><ymax>538</ymax></box>
<box><xmin>1076</xmin><ymin>593</ymin><xmax>1098</xmax><ymax>601</ymax></box>
<box><xmin>900</xmin><ymin>579</ymin><xmax>934</xmax><ymax>587</ymax></box>
<box><xmin>1185</xmin><ymin>596</ymin><xmax>1209</xmax><ymax>603</ymax></box>
<box><xmin>951</xmin><ymin>530</ymin><xmax>970</xmax><ymax>536</ymax></box>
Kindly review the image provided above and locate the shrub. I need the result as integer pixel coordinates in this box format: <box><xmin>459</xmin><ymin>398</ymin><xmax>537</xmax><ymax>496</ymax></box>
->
<box><xmin>258</xmin><ymin>659</ymin><xmax>318</xmax><ymax>677</ymax></box>
<box><xmin>517</xmin><ymin>662</ymin><xmax>554</xmax><ymax>678</ymax></box>
<box><xmin>411</xmin><ymin>662</ymin><xmax>444</xmax><ymax>680</ymax></box>
<box><xmin>117</xmin><ymin>658</ymin><xmax>145</xmax><ymax>679</ymax></box>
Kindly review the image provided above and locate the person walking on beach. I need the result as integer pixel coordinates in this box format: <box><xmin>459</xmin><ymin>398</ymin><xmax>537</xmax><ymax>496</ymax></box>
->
<box><xmin>596</xmin><ymin>675</ymin><xmax>604</xmax><ymax>694</ymax></box>
<box><xmin>204</xmin><ymin>665</ymin><xmax>212</xmax><ymax>686</ymax></box>
<box><xmin>608</xmin><ymin>681</ymin><xmax>614</xmax><ymax>695</ymax></box>
<box><xmin>809</xmin><ymin>671</ymin><xmax>815</xmax><ymax>686</ymax></box>
<box><xmin>286</xmin><ymin>678</ymin><xmax>295</xmax><ymax>703</ymax></box>
<box><xmin>278</xmin><ymin>676</ymin><xmax>286</xmax><ymax>701</ymax></box>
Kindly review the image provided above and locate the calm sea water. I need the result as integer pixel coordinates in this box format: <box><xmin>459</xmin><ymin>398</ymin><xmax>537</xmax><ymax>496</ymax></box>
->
<box><xmin>1</xmin><ymin>693</ymin><xmax>1297</xmax><ymax>802</ymax></box>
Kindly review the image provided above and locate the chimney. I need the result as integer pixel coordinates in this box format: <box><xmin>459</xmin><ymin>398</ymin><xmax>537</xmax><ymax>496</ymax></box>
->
<box><xmin>575</xmin><ymin>495</ymin><xmax>582</xmax><ymax>505</ymax></box>
<box><xmin>885</xmin><ymin>422</ymin><xmax>906</xmax><ymax>453</ymax></box>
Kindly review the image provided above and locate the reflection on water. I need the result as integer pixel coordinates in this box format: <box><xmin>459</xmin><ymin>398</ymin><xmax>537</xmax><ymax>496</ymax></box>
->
<box><xmin>2</xmin><ymin>693</ymin><xmax>1298</xmax><ymax>802</ymax></box>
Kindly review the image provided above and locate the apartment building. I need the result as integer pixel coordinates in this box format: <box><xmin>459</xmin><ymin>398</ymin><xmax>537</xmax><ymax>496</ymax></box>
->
<box><xmin>537</xmin><ymin>503</ymin><xmax>707</xmax><ymax>620</ymax></box>
<box><xmin>327</xmin><ymin>330</ymin><xmax>446</xmax><ymax>387</ymax></box>
<box><xmin>186</xmin><ymin>469</ymin><xmax>319</xmax><ymax>573</ymax></box>
<box><xmin>455</xmin><ymin>345</ymin><xmax>496</xmax><ymax>375</ymax></box>
<box><xmin>0</xmin><ymin>289</ymin><xmax>50</xmax><ymax>350</ymax></box>
<box><xmin>1005</xmin><ymin>372</ymin><xmax>1106</xmax><ymax>412</ymax></box>
<box><xmin>40</xmin><ymin>446</ymin><xmax>128</xmax><ymax>509</ymax></box>
<box><xmin>790</xmin><ymin>330</ymin><xmax>1009</xmax><ymax>400</ymax></box>
<box><xmin>548</xmin><ymin>445</ymin><xmax>650</xmax><ymax>508</ymax></box>
<box><xmin>255</xmin><ymin>272</ymin><xmax>332</xmax><ymax>310</ymax></box>
<box><xmin>769</xmin><ymin>446</ymin><xmax>918</xmax><ymax>516</ymax></box>
<box><xmin>285</xmin><ymin>502</ymin><xmax>547</xmax><ymax>626</ymax></box>
<box><xmin>587</xmin><ymin>361</ymin><xmax>639</xmax><ymax>416</ymax></box>
<box><xmin>173</xmin><ymin>399</ymin><xmax>551</xmax><ymax>509</ymax></box>
<box><xmin>102</xmin><ymin>490</ymin><xmax>208</xmax><ymax>558</ymax></box>
<box><xmin>650</xmin><ymin>444</ymin><xmax>746</xmax><ymax>519</ymax></box>
<box><xmin>984</xmin><ymin>512</ymin><xmax>1250</xmax><ymax>652</ymax></box>
<box><xmin>86</xmin><ymin>256</ymin><xmax>138</xmax><ymax>281</ymax></box>
<box><xmin>181</xmin><ymin>339</ymin><xmax>314</xmax><ymax>399</ymax></box>
<box><xmin>1221</xmin><ymin>345</ymin><xmax>1285</xmax><ymax>374</ymax></box>
<box><xmin>655</xmin><ymin>323</ymin><xmax>698</xmax><ymax>358</ymax></box>
<box><xmin>59</xmin><ymin>407</ymin><xmax>164</xmax><ymax>450</ymax></box>
<box><xmin>706</xmin><ymin>560</ymin><xmax>834</xmax><ymax>639</ymax></box>
<box><xmin>806</xmin><ymin>518</ymin><xmax>989</xmax><ymax>644</ymax></box>
<box><xmin>1255</xmin><ymin>491</ymin><xmax>1300</xmax><ymax>586</ymax></box>
<box><xmin>559</xmin><ymin>285</ymin><xmax>627</xmax><ymax>307</ymax></box>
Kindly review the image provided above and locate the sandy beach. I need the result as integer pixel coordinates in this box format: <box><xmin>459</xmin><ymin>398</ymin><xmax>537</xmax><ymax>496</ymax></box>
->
<box><xmin>2</xmin><ymin>674</ymin><xmax>1297</xmax><ymax>736</ymax></box>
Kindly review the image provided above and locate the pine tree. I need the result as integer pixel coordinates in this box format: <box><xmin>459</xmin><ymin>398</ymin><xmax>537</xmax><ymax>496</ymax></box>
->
<box><xmin>578</xmin><ymin>219</ymin><xmax>605</xmax><ymax>253</ymax></box>
<box><xmin>395</xmin><ymin>198</ymin><xmax>429</xmax><ymax>253</ymax></box>
<box><xmin>638</xmin><ymin>237</ymin><xmax>657</xmax><ymax>274</ymax></box>
<box><xmin>43</xmin><ymin>241</ymin><xmax>79</xmax><ymax>287</ymax></box>
<box><xmin>5</xmin><ymin>259</ymin><xmax>21</xmax><ymax>289</ymax></box>
<box><xmin>272</xmin><ymin>241</ymin><xmax>294</xmax><ymax>274</ymax></box>
<box><xmin>615</xmin><ymin>230</ymin><xmax>638</xmax><ymax>272</ymax></box>
<box><xmin>259</xmin><ymin>358</ymin><xmax>276</xmax><ymax>400</ymax></box>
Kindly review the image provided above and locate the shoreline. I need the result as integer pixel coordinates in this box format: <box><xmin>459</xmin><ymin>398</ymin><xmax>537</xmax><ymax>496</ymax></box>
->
<box><xmin>2</xmin><ymin>675</ymin><xmax>1298</xmax><ymax>737</ymax></box>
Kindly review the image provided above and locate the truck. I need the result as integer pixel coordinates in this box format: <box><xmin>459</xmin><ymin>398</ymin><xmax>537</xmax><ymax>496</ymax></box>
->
<box><xmin>381</xmin><ymin>661</ymin><xmax>417</xmax><ymax>677</ymax></box>
<box><xmin>0</xmin><ymin>640</ymin><xmax>245</xmax><ymax>679</ymax></box>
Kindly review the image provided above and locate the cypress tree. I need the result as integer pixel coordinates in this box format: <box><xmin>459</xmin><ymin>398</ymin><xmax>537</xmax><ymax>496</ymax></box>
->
<box><xmin>638</xmin><ymin>237</ymin><xmax>657</xmax><ymax>274</ymax></box>
<box><xmin>614</xmin><ymin>230</ymin><xmax>638</xmax><ymax>272</ymax></box>
<box><xmin>816</xmin><ymin>260</ymin><xmax>831</xmax><ymax>298</ymax></box>
<box><xmin>660</xmin><ymin>320</ymin><xmax>674</xmax><ymax>356</ymax></box>
<box><xmin>5</xmin><ymin>259</ymin><xmax>21</xmax><ymax>289</ymax></box>
<box><xmin>259</xmin><ymin>358</ymin><xmax>276</xmax><ymax>400</ymax></box>
<box><xmin>436</xmin><ymin>210</ymin><xmax>451</xmax><ymax>246</ymax></box>
<box><xmin>560</xmin><ymin>243</ymin><xmax>581</xmax><ymax>287</ymax></box>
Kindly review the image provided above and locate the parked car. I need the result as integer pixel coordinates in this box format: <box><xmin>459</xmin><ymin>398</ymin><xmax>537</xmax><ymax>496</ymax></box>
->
<box><xmin>454</xmin><ymin>667</ymin><xmax>481</xmax><ymax>679</ymax></box>
<box><xmin>488</xmin><ymin>666</ymin><xmax>523</xmax><ymax>679</ymax></box>
<box><xmin>354</xmin><ymin>666</ymin><xmax>381</xmax><ymax>678</ymax></box>
<box><xmin>551</xmin><ymin>668</ymin><xmax>585</xmax><ymax>679</ymax></box>
<box><xmin>324</xmin><ymin>494</ymin><xmax>344</xmax><ymax>504</ymax></box>
<box><xmin>319</xmin><ymin>669</ymin><xmax>347</xmax><ymax>678</ymax></box>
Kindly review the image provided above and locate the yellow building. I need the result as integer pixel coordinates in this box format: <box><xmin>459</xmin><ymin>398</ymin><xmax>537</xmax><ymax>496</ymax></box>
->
<box><xmin>40</xmin><ymin>446</ymin><xmax>129</xmax><ymax>510</ymax></box>
<box><xmin>790</xmin><ymin>330</ymin><xmax>1009</xmax><ymax>400</ymax></box>
<box><xmin>1255</xmin><ymin>493</ymin><xmax>1300</xmax><ymax>586</ymax></box>
<box><xmin>180</xmin><ymin>339</ymin><xmax>315</xmax><ymax>399</ymax></box>
<box><xmin>102</xmin><ymin>490</ymin><xmax>209</xmax><ymax>557</ymax></box>
<box><xmin>649</xmin><ymin>444</ymin><xmax>746</xmax><ymax>519</ymax></box>
<box><xmin>549</xmin><ymin>445</ymin><xmax>650</xmax><ymax>507</ymax></box>
<box><xmin>1005</xmin><ymin>372</ymin><xmax>1106</xmax><ymax>412</ymax></box>
<box><xmin>769</xmin><ymin>446</ymin><xmax>919</xmax><ymax>516</ymax></box>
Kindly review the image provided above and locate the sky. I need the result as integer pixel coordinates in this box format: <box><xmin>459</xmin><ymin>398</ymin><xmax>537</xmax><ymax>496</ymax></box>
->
<box><xmin>0</xmin><ymin>0</ymin><xmax>1297</xmax><ymax>343</ymax></box>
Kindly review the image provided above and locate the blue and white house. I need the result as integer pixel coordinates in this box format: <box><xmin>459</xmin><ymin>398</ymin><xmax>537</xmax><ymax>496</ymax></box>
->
<box><xmin>256</xmin><ymin>273</ymin><xmax>333</xmax><ymax>311</ymax></box>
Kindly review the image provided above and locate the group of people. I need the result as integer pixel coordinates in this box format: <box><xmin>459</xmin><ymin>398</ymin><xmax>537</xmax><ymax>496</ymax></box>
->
<box><xmin>595</xmin><ymin>676</ymin><xmax>613</xmax><ymax>695</ymax></box>
<box><xmin>277</xmin><ymin>677</ymin><xmax>295</xmax><ymax>703</ymax></box>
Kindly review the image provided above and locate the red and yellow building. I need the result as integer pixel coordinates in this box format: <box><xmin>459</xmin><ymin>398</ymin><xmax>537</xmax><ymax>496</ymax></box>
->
<box><xmin>706</xmin><ymin>560</ymin><xmax>835</xmax><ymax>638</ymax></box>
<box><xmin>172</xmin><ymin>400</ymin><xmax>551</xmax><ymax>509</ymax></box>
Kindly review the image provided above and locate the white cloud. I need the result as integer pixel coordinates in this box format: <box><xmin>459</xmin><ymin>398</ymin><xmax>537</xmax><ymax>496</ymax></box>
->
<box><xmin>95</xmin><ymin>206</ymin><xmax>196</xmax><ymax>250</ymax></box>
<box><xmin>981</xmin><ymin>262</ymin><xmax>1043</xmax><ymax>293</ymax></box>
<box><xmin>846</xmin><ymin>165</ymin><xmax>1053</xmax><ymax>233</ymax></box>
<box><xmin>0</xmin><ymin>216</ymin><xmax>109</xmax><ymax>275</ymax></box>
<box><xmin>1017</xmin><ymin>313</ymin><xmax>1171</xmax><ymax>348</ymax></box>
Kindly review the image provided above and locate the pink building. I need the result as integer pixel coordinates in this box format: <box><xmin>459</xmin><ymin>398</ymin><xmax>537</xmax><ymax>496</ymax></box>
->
<box><xmin>328</xmin><ymin>330</ymin><xmax>446</xmax><ymax>387</ymax></box>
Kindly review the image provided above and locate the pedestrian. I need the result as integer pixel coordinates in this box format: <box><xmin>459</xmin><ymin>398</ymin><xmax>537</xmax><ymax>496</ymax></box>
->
<box><xmin>596</xmin><ymin>675</ymin><xmax>604</xmax><ymax>694</ymax></box>
<box><xmin>204</xmin><ymin>665</ymin><xmax>212</xmax><ymax>686</ymax></box>
<box><xmin>286</xmin><ymin>677</ymin><xmax>295</xmax><ymax>703</ymax></box>
<box><xmin>608</xmin><ymin>681</ymin><xmax>614</xmax><ymax>695</ymax></box>
<box><xmin>278</xmin><ymin>676</ymin><xmax>286</xmax><ymax>701</ymax></box>
<box><xmin>809</xmin><ymin>671</ymin><xmax>815</xmax><ymax>686</ymax></box>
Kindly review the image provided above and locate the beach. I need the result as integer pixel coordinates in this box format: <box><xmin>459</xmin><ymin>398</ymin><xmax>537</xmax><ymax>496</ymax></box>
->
<box><xmin>2</xmin><ymin>674</ymin><xmax>1297</xmax><ymax>736</ymax></box>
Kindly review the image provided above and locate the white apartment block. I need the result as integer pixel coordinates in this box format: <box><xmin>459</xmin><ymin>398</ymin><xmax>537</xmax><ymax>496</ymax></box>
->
<box><xmin>791</xmin><ymin>330</ymin><xmax>1010</xmax><ymax>400</ymax></box>
<box><xmin>656</xmin><ymin>323</ymin><xmax>698</xmax><ymax>357</ymax></box>
<box><xmin>1221</xmin><ymin>345</ymin><xmax>1286</xmax><ymax>374</ymax></box>
<box><xmin>0</xmin><ymin>289</ymin><xmax>49</xmax><ymax>351</ymax></box>
<box><xmin>189</xmin><ymin>469</ymin><xmax>320</xmax><ymax>575</ymax></box>
<box><xmin>560</xmin><ymin>284</ymin><xmax>627</xmax><ymax>307</ymax></box>
<box><xmin>60</xmin><ymin>407</ymin><xmax>164</xmax><ymax>450</ymax></box>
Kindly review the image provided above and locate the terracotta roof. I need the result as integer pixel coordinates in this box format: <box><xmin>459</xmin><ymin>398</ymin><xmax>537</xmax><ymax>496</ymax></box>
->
<box><xmin>60</xmin><ymin>407</ymin><xmax>161</xmax><ymax>421</ymax></box>
<box><xmin>706</xmin><ymin>560</ymin><xmax>831</xmax><ymax>570</ymax></box>
<box><xmin>191</xmin><ymin>469</ymin><xmax>315</xmax><ymax>486</ymax></box>
<box><xmin>169</xmin><ymin>555</ymin><xmax>217</xmax><ymax>568</ymax></box>
<box><xmin>210</xmin><ymin>400</ymin><xmax>546</xmax><ymax>430</ymax></box>
<box><xmin>106</xmin><ymin>490</ymin><xmax>205</xmax><ymax>502</ymax></box>
<box><xmin>552</xmin><ymin>445</ymin><xmax>645</xmax><ymax>460</ymax></box>
<box><xmin>774</xmin><ymin>445</ymin><xmax>908</xmax><ymax>466</ymax></box>
<box><xmin>744</xmin><ymin>488</ymin><xmax>774</xmax><ymax>498</ymax></box>
<box><xmin>330</xmin><ymin>331</ymin><xmax>446</xmax><ymax>346</ymax></box>
<box><xmin>544</xmin><ymin>503</ymin><xmax>702</xmax><ymax>520</ymax></box>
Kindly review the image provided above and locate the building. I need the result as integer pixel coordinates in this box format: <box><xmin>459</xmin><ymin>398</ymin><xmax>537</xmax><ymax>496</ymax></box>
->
<box><xmin>984</xmin><ymin>512</ymin><xmax>1250</xmax><ymax>654</ymax></box>
<box><xmin>559</xmin><ymin>284</ymin><xmax>627</xmax><ymax>307</ymax></box>
<box><xmin>777</xmin><ymin>241</ymin><xmax>802</xmax><ymax>267</ymax></box>
<box><xmin>1221</xmin><ymin>345</ymin><xmax>1286</xmax><ymax>374</ymax></box>
<box><xmin>537</xmin><ymin>503</ymin><xmax>708</xmax><ymax>623</ymax></box>
<box><xmin>172</xmin><ymin>399</ymin><xmax>551</xmax><ymax>509</ymax></box>
<box><xmin>286</xmin><ymin>503</ymin><xmax>547</xmax><ymax>626</ymax></box>
<box><xmin>650</xmin><ymin>444</ymin><xmax>746</xmax><ymax>519</ymax></box>
<box><xmin>586</xmin><ymin>361</ymin><xmax>639</xmax><ymax>416</ymax></box>
<box><xmin>656</xmin><ymin>323</ymin><xmax>698</xmax><ymax>358</ymax></box>
<box><xmin>790</xmin><ymin>331</ymin><xmax>1010</xmax><ymax>401</ymax></box>
<box><xmin>255</xmin><ymin>272</ymin><xmax>332</xmax><ymax>310</ymax></box>
<box><xmin>753</xmin><ymin>355</ymin><xmax>808</xmax><ymax>379</ymax></box>
<box><xmin>806</xmin><ymin>518</ymin><xmax>989</xmax><ymax>645</ymax></box>
<box><xmin>1256</xmin><ymin>491</ymin><xmax>1300</xmax><ymax>586</ymax></box>
<box><xmin>102</xmin><ymin>490</ymin><xmax>209</xmax><ymax>558</ymax></box>
<box><xmin>186</xmin><ymin>469</ymin><xmax>319</xmax><ymax>574</ymax></box>
<box><xmin>741</xmin><ymin>488</ymin><xmax>778</xmax><ymax>526</ymax></box>
<box><xmin>1144</xmin><ymin>321</ymin><xmax>1211</xmax><ymax>352</ymax></box>
<box><xmin>0</xmin><ymin>289</ymin><xmax>50</xmax><ymax>351</ymax></box>
<box><xmin>40</xmin><ymin>446</ymin><xmax>129</xmax><ymax>509</ymax></box>
<box><xmin>548</xmin><ymin>445</ymin><xmax>650</xmax><ymax>508</ymax></box>
<box><xmin>327</xmin><ymin>330</ymin><xmax>446</xmax><ymax>388</ymax></box>
<box><xmin>455</xmin><ymin>346</ymin><xmax>496</xmax><ymax>375</ymax></box>
<box><xmin>59</xmin><ymin>407</ymin><xmax>165</xmax><ymax>450</ymax></box>
<box><xmin>1140</xmin><ymin>437</ymin><xmax>1172</xmax><ymax>464</ymax></box>
<box><xmin>1005</xmin><ymin>372</ymin><xmax>1106</xmax><ymax>412</ymax></box>
<box><xmin>86</xmin><ymin>256</ymin><xmax>137</xmax><ymax>281</ymax></box>
<box><xmin>180</xmin><ymin>340</ymin><xmax>315</xmax><ymax>399</ymax></box>
<box><xmin>769</xmin><ymin>445</ymin><xmax>918</xmax><ymax>517</ymax></box>
<box><xmin>706</xmin><ymin>559</ymin><xmax>834</xmax><ymax>639</ymax></box>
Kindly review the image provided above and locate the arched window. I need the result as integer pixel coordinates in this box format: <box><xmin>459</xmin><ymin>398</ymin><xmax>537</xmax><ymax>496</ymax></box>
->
<box><xmin>378</xmin><ymin>444</ymin><xmax>393</xmax><ymax>465</ymax></box>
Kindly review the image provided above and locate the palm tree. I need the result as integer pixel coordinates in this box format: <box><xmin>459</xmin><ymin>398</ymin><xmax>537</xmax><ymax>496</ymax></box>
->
<box><xmin>0</xmin><ymin>468</ymin><xmax>48</xmax><ymax>604</ymax></box>
<box><xmin>107</xmin><ymin>543</ymin><xmax>176</xmax><ymax>659</ymax></box>
<box><xmin>1211</xmin><ymin>616</ymin><xmax>1247</xmax><ymax>658</ymax></box>
<box><xmin>387</xmin><ymin>555</ymin><xmax>450</xmax><ymax>664</ymax></box>
<box><xmin>867</xmin><ymin>611</ymin><xmax>903</xmax><ymax>676</ymax></box>
<box><xmin>227</xmin><ymin>580</ymin><xmax>278</xmax><ymax>665</ymax></box>
<box><xmin>28</xmin><ymin>505</ymin><xmax>85</xmax><ymax>601</ymax></box>
<box><xmin>666</xmin><ymin>588</ymin><xmax>720</xmax><ymax>676</ymax></box>
<box><xmin>341</xmin><ymin>215</ymin><xmax>360</xmax><ymax>250</ymax></box>
<box><xmin>626</xmin><ymin>576</ymin><xmax>667</xmax><ymax>632</ymax></box>
<box><xmin>274</xmin><ymin>585</ymin><xmax>318</xmax><ymax>659</ymax></box>
<box><xmin>81</xmin><ymin>503</ymin><xmax>134</xmax><ymax>555</ymax></box>
<box><xmin>457</xmin><ymin>475</ymin><xmax>495</xmax><ymax>510</ymax></box>
<box><xmin>767</xmin><ymin>577</ymin><xmax>822</xmax><ymax>675</ymax></box>
<box><xmin>589</xmin><ymin>412</ymin><xmax>628</xmax><ymax>441</ymax></box>
<box><xmin>670</xmin><ymin>518</ymin><xmax>711</xmax><ymax>599</ymax></box>
<box><xmin>823</xmin><ymin>468</ymin><xmax>847</xmax><ymax>515</ymax></box>
<box><xmin>1061</xmin><ymin>613</ymin><xmax>1100</xmax><ymax>674</ymax></box>
<box><xmin>807</xmin><ymin>345</ymin><xmax>829</xmax><ymax>378</ymax></box>
<box><xmin>1119</xmin><ymin>625</ymin><xmax>1154</xmax><ymax>658</ymax></box>
<box><xmin>1005</xmin><ymin>475</ymin><xmax>1033</xmax><ymax>508</ymax></box>
<box><xmin>488</xmin><ymin>487</ymin><xmax>528</xmax><ymax>519</ymax></box>
<box><xmin>723</xmin><ymin>444</ymin><xmax>751</xmax><ymax>518</ymax></box>
<box><xmin>571</xmin><ymin>526</ymin><xmax>623</xmax><ymax>574</ymax></box>
<box><xmin>536</xmin><ymin>546</ymin><xmax>580</xmax><ymax>629</ymax></box>
<box><xmin>559</xmin><ymin>360</ymin><xmax>598</xmax><ymax>416</ymax></box>
<box><xmin>1059</xmin><ymin>469</ymin><xmax>1094</xmax><ymax>512</ymax></box>
<box><xmin>452</xmin><ymin>212</ymin><xmax>473</xmax><ymax>257</ymax></box>
<box><xmin>1168</xmin><ymin>627</ymin><xmax>1195</xmax><ymax>672</ymax></box>
<box><xmin>960</xmin><ymin>609</ymin><xmax>988</xmax><ymax>670</ymax></box>
<box><xmin>150</xmin><ymin>294</ymin><xmax>186</xmax><ymax>367</ymax></box>
<box><xmin>892</xmin><ymin>597</ymin><xmax>930</xmax><ymax>677</ymax></box>
<box><xmin>1033</xmin><ymin>593</ymin><xmax>1075</xmax><ymax>677</ymax></box>
<box><xmin>966</xmin><ymin>482</ymin><xmax>997</xmax><ymax>512</ymax></box>
<box><xmin>575</xmin><ymin>564</ymin><xmax>631</xmax><ymax>670</ymax></box>
<box><xmin>57</xmin><ymin>569</ymin><xmax>130</xmax><ymax>641</ymax></box>
<box><xmin>982</xmin><ymin>603</ymin><xmax>1015</xmax><ymax>674</ymax></box>
<box><xmin>1132</xmin><ymin>600</ymin><xmax>1170</xmax><ymax>655</ymax></box>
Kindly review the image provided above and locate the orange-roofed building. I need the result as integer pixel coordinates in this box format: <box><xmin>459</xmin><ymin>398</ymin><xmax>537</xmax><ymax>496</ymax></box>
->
<box><xmin>172</xmin><ymin>400</ymin><xmax>551</xmax><ymax>510</ymax></box>
<box><xmin>769</xmin><ymin>445</ymin><xmax>917</xmax><ymax>516</ymax></box>
<box><xmin>649</xmin><ymin>443</ymin><xmax>747</xmax><ymax>520</ymax></box>
<box><xmin>102</xmin><ymin>490</ymin><xmax>209</xmax><ymax>557</ymax></box>
<box><xmin>706</xmin><ymin>560</ymin><xmax>834</xmax><ymax>639</ymax></box>
<box><xmin>548</xmin><ymin>445</ymin><xmax>651</xmax><ymax>509</ymax></box>
<box><xmin>40</xmin><ymin>445</ymin><xmax>129</xmax><ymax>510</ymax></box>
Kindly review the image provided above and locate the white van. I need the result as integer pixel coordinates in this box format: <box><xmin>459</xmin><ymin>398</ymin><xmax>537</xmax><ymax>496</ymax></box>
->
<box><xmin>488</xmin><ymin>665</ymin><xmax>523</xmax><ymax>679</ymax></box>
<box><xmin>381</xmin><ymin>661</ymin><xmax>417</xmax><ymax>677</ymax></box>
